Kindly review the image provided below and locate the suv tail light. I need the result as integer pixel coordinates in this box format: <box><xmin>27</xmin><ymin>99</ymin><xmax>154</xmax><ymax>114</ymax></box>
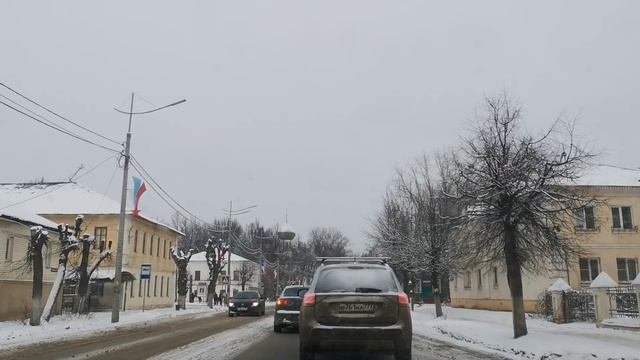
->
<box><xmin>303</xmin><ymin>292</ymin><xmax>315</xmax><ymax>306</ymax></box>
<box><xmin>398</xmin><ymin>292</ymin><xmax>409</xmax><ymax>306</ymax></box>
<box><xmin>276</xmin><ymin>298</ymin><xmax>289</xmax><ymax>306</ymax></box>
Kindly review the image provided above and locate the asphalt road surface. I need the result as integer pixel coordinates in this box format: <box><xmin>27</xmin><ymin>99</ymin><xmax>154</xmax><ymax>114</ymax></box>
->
<box><xmin>2</xmin><ymin>309</ymin><xmax>504</xmax><ymax>360</ymax></box>
<box><xmin>1</xmin><ymin>309</ymin><xmax>273</xmax><ymax>360</ymax></box>
<box><xmin>233</xmin><ymin>326</ymin><xmax>504</xmax><ymax>360</ymax></box>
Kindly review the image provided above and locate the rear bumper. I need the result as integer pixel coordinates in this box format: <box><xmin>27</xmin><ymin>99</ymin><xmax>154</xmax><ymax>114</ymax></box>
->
<box><xmin>300</xmin><ymin>322</ymin><xmax>411</xmax><ymax>351</ymax></box>
<box><xmin>274</xmin><ymin>310</ymin><xmax>300</xmax><ymax>326</ymax></box>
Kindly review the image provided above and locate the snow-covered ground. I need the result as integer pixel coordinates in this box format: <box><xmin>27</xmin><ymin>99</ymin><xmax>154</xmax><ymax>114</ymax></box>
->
<box><xmin>150</xmin><ymin>317</ymin><xmax>272</xmax><ymax>360</ymax></box>
<box><xmin>412</xmin><ymin>304</ymin><xmax>640</xmax><ymax>359</ymax></box>
<box><xmin>0</xmin><ymin>303</ymin><xmax>227</xmax><ymax>350</ymax></box>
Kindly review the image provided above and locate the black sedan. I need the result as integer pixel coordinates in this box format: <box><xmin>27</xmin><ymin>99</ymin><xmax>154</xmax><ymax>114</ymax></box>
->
<box><xmin>228</xmin><ymin>291</ymin><xmax>266</xmax><ymax>316</ymax></box>
<box><xmin>273</xmin><ymin>285</ymin><xmax>308</xmax><ymax>332</ymax></box>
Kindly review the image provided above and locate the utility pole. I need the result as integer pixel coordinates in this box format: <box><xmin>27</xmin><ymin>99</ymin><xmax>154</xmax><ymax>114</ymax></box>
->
<box><xmin>111</xmin><ymin>94</ymin><xmax>186</xmax><ymax>323</ymax></box>
<box><xmin>111</xmin><ymin>93</ymin><xmax>134</xmax><ymax>324</ymax></box>
<box><xmin>226</xmin><ymin>201</ymin><xmax>232</xmax><ymax>303</ymax></box>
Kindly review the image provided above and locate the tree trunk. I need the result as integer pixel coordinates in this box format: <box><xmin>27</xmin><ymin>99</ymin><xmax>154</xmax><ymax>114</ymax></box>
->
<box><xmin>207</xmin><ymin>281</ymin><xmax>216</xmax><ymax>309</ymax></box>
<box><xmin>432</xmin><ymin>273</ymin><xmax>443</xmax><ymax>318</ymax></box>
<box><xmin>504</xmin><ymin>227</ymin><xmax>528</xmax><ymax>338</ymax></box>
<box><xmin>177</xmin><ymin>294</ymin><xmax>186</xmax><ymax>309</ymax></box>
<box><xmin>74</xmin><ymin>239</ymin><xmax>91</xmax><ymax>314</ymax></box>
<box><xmin>241</xmin><ymin>282</ymin><xmax>246</xmax><ymax>291</ymax></box>
<box><xmin>42</xmin><ymin>263</ymin><xmax>65</xmax><ymax>322</ymax></box>
<box><xmin>30</xmin><ymin>248</ymin><xmax>43</xmax><ymax>326</ymax></box>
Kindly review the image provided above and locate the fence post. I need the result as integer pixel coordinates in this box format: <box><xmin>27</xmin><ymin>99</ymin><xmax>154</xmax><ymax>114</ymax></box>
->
<box><xmin>589</xmin><ymin>272</ymin><xmax>618</xmax><ymax>327</ymax></box>
<box><xmin>632</xmin><ymin>274</ymin><xmax>640</xmax><ymax>316</ymax></box>
<box><xmin>547</xmin><ymin>279</ymin><xmax>571</xmax><ymax>323</ymax></box>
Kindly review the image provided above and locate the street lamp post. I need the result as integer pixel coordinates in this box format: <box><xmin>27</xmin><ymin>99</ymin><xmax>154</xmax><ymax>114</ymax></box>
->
<box><xmin>111</xmin><ymin>93</ymin><xmax>185</xmax><ymax>323</ymax></box>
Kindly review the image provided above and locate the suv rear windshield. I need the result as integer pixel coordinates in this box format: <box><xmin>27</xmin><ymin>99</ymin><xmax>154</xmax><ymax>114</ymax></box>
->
<box><xmin>314</xmin><ymin>266</ymin><xmax>398</xmax><ymax>293</ymax></box>
<box><xmin>283</xmin><ymin>287</ymin><xmax>308</xmax><ymax>297</ymax></box>
<box><xmin>235</xmin><ymin>291</ymin><xmax>259</xmax><ymax>299</ymax></box>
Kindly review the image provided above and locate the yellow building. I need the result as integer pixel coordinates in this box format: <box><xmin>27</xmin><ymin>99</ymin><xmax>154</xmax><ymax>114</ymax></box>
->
<box><xmin>0</xmin><ymin>182</ymin><xmax>183</xmax><ymax>315</ymax></box>
<box><xmin>450</xmin><ymin>169</ymin><xmax>640</xmax><ymax>312</ymax></box>
<box><xmin>0</xmin><ymin>207</ymin><xmax>60</xmax><ymax>320</ymax></box>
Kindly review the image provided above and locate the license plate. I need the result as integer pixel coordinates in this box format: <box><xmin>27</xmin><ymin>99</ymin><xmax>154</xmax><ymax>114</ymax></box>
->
<box><xmin>238</xmin><ymin>307</ymin><xmax>247</xmax><ymax>311</ymax></box>
<box><xmin>338</xmin><ymin>303</ymin><xmax>376</xmax><ymax>313</ymax></box>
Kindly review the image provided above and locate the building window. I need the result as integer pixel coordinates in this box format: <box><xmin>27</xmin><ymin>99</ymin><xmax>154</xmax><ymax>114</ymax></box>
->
<box><xmin>163</xmin><ymin>239</ymin><xmax>167</xmax><ymax>258</ymax></box>
<box><xmin>131</xmin><ymin>280</ymin><xmax>135</xmax><ymax>297</ymax></box>
<box><xmin>576</xmin><ymin>207</ymin><xmax>596</xmax><ymax>230</ymax></box>
<box><xmin>195</xmin><ymin>270</ymin><xmax>201</xmax><ymax>281</ymax></box>
<box><xmin>477</xmin><ymin>269</ymin><xmax>482</xmax><ymax>289</ymax></box>
<box><xmin>166</xmin><ymin>277</ymin><xmax>170</xmax><ymax>297</ymax></box>
<box><xmin>617</xmin><ymin>258</ymin><xmax>638</xmax><ymax>282</ymax></box>
<box><xmin>157</xmin><ymin>238</ymin><xmax>160</xmax><ymax>257</ymax></box>
<box><xmin>493</xmin><ymin>267</ymin><xmax>499</xmax><ymax>288</ymax></box>
<box><xmin>134</xmin><ymin>230</ymin><xmax>138</xmax><ymax>253</ymax></box>
<box><xmin>108</xmin><ymin>240</ymin><xmax>112</xmax><ymax>250</ymax></box>
<box><xmin>453</xmin><ymin>276</ymin><xmax>458</xmax><ymax>289</ymax></box>
<box><xmin>154</xmin><ymin>275</ymin><xmax>158</xmax><ymax>297</ymax></box>
<box><xmin>233</xmin><ymin>270</ymin><xmax>240</xmax><ymax>281</ymax></box>
<box><xmin>4</xmin><ymin>237</ymin><xmax>13</xmax><ymax>261</ymax></box>
<box><xmin>160</xmin><ymin>276</ymin><xmax>164</xmax><ymax>296</ymax></box>
<box><xmin>464</xmin><ymin>271</ymin><xmax>471</xmax><ymax>289</ymax></box>
<box><xmin>94</xmin><ymin>227</ymin><xmax>107</xmax><ymax>251</ymax></box>
<box><xmin>43</xmin><ymin>244</ymin><xmax>51</xmax><ymax>269</ymax></box>
<box><xmin>612</xmin><ymin>207</ymin><xmax>633</xmax><ymax>230</ymax></box>
<box><xmin>150</xmin><ymin>236</ymin><xmax>154</xmax><ymax>256</ymax></box>
<box><xmin>142</xmin><ymin>233</ymin><xmax>147</xmax><ymax>254</ymax></box>
<box><xmin>147</xmin><ymin>278</ymin><xmax>151</xmax><ymax>297</ymax></box>
<box><xmin>579</xmin><ymin>258</ymin><xmax>600</xmax><ymax>282</ymax></box>
<box><xmin>138</xmin><ymin>278</ymin><xmax>142</xmax><ymax>297</ymax></box>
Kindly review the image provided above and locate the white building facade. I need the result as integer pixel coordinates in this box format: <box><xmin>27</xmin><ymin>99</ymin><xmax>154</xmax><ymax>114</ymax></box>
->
<box><xmin>188</xmin><ymin>252</ymin><xmax>261</xmax><ymax>301</ymax></box>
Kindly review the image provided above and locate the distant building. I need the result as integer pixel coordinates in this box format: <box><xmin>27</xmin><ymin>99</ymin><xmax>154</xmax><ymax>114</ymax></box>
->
<box><xmin>0</xmin><ymin>206</ymin><xmax>60</xmax><ymax>320</ymax></box>
<box><xmin>187</xmin><ymin>251</ymin><xmax>260</xmax><ymax>301</ymax></box>
<box><xmin>450</xmin><ymin>167</ymin><xmax>640</xmax><ymax>312</ymax></box>
<box><xmin>0</xmin><ymin>181</ymin><xmax>183</xmax><ymax>315</ymax></box>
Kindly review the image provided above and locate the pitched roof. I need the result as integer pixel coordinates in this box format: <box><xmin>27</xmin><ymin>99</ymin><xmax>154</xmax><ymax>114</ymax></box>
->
<box><xmin>190</xmin><ymin>251</ymin><xmax>257</xmax><ymax>264</ymax></box>
<box><xmin>574</xmin><ymin>166</ymin><xmax>640</xmax><ymax>187</ymax></box>
<box><xmin>0</xmin><ymin>204</ymin><xmax>59</xmax><ymax>230</ymax></box>
<box><xmin>0</xmin><ymin>182</ymin><xmax>182</xmax><ymax>235</ymax></box>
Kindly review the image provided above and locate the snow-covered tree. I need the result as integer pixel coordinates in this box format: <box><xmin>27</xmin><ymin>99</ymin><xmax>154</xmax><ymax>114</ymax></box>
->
<box><xmin>204</xmin><ymin>238</ymin><xmax>227</xmax><ymax>308</ymax></box>
<box><xmin>451</xmin><ymin>93</ymin><xmax>596</xmax><ymax>338</ymax></box>
<box><xmin>369</xmin><ymin>154</ymin><xmax>461</xmax><ymax>317</ymax></box>
<box><xmin>41</xmin><ymin>222</ymin><xmax>79</xmax><ymax>322</ymax></box>
<box><xmin>28</xmin><ymin>226</ymin><xmax>48</xmax><ymax>326</ymax></box>
<box><xmin>170</xmin><ymin>247</ymin><xmax>194</xmax><ymax>310</ymax></box>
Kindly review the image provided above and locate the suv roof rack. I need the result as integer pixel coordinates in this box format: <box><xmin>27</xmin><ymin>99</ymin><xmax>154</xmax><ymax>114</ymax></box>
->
<box><xmin>316</xmin><ymin>257</ymin><xmax>390</xmax><ymax>265</ymax></box>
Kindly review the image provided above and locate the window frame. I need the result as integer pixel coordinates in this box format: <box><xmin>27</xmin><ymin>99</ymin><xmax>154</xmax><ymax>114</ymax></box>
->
<box><xmin>463</xmin><ymin>271</ymin><xmax>471</xmax><ymax>289</ymax></box>
<box><xmin>612</xmin><ymin>206</ymin><xmax>634</xmax><ymax>230</ymax></box>
<box><xmin>5</xmin><ymin>236</ymin><xmax>14</xmax><ymax>261</ymax></box>
<box><xmin>617</xmin><ymin>258</ymin><xmax>638</xmax><ymax>283</ymax></box>
<box><xmin>576</xmin><ymin>206</ymin><xmax>596</xmax><ymax>230</ymax></box>
<box><xmin>492</xmin><ymin>267</ymin><xmax>499</xmax><ymax>288</ymax></box>
<box><xmin>477</xmin><ymin>269</ymin><xmax>482</xmax><ymax>289</ymax></box>
<box><xmin>195</xmin><ymin>270</ymin><xmax>201</xmax><ymax>281</ymax></box>
<box><xmin>579</xmin><ymin>257</ymin><xmax>601</xmax><ymax>283</ymax></box>
<box><xmin>94</xmin><ymin>227</ymin><xmax>108</xmax><ymax>251</ymax></box>
<box><xmin>134</xmin><ymin>230</ymin><xmax>138</xmax><ymax>253</ymax></box>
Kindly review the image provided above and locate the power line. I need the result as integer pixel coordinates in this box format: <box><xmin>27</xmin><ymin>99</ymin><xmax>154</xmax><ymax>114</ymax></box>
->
<box><xmin>0</xmin><ymin>99</ymin><xmax>121</xmax><ymax>154</ymax></box>
<box><xmin>0</xmin><ymin>82</ymin><xmax>122</xmax><ymax>146</ymax></box>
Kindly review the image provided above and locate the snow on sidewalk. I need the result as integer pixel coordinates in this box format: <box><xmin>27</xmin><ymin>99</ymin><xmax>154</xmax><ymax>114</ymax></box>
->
<box><xmin>0</xmin><ymin>303</ymin><xmax>227</xmax><ymax>350</ymax></box>
<box><xmin>150</xmin><ymin>317</ymin><xmax>272</xmax><ymax>360</ymax></box>
<box><xmin>412</xmin><ymin>304</ymin><xmax>640</xmax><ymax>360</ymax></box>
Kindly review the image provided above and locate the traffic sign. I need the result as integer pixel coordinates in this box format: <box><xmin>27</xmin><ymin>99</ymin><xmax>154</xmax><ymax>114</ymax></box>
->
<box><xmin>222</xmin><ymin>275</ymin><xmax>229</xmax><ymax>284</ymax></box>
<box><xmin>141</xmin><ymin>263</ymin><xmax>151</xmax><ymax>280</ymax></box>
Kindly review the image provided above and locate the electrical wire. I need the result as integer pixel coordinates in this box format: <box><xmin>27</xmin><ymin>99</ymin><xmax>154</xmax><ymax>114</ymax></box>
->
<box><xmin>0</xmin><ymin>99</ymin><xmax>121</xmax><ymax>154</ymax></box>
<box><xmin>0</xmin><ymin>82</ymin><xmax>121</xmax><ymax>146</ymax></box>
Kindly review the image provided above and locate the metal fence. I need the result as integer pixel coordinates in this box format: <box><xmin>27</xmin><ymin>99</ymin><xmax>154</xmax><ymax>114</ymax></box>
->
<box><xmin>607</xmin><ymin>286</ymin><xmax>639</xmax><ymax>319</ymax></box>
<box><xmin>564</xmin><ymin>290</ymin><xmax>595</xmax><ymax>322</ymax></box>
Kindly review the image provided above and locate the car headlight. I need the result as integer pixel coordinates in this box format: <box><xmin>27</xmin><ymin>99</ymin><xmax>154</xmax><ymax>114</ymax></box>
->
<box><xmin>228</xmin><ymin>302</ymin><xmax>234</xmax><ymax>307</ymax></box>
<box><xmin>251</xmin><ymin>302</ymin><xmax>259</xmax><ymax>307</ymax></box>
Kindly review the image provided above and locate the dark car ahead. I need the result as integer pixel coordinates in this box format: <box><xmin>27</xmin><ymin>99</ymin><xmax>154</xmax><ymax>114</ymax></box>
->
<box><xmin>228</xmin><ymin>291</ymin><xmax>266</xmax><ymax>317</ymax></box>
<box><xmin>274</xmin><ymin>285</ymin><xmax>309</xmax><ymax>332</ymax></box>
<box><xmin>299</xmin><ymin>257</ymin><xmax>412</xmax><ymax>360</ymax></box>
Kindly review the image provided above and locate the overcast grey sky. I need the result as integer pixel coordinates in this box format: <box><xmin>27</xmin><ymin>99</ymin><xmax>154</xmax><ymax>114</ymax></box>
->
<box><xmin>1</xmin><ymin>1</ymin><xmax>638</xmax><ymax>252</ymax></box>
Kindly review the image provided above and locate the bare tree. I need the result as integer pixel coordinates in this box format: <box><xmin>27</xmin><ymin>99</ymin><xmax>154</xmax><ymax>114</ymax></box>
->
<box><xmin>369</xmin><ymin>154</ymin><xmax>461</xmax><ymax>317</ymax></box>
<box><xmin>171</xmin><ymin>247</ymin><xmax>194</xmax><ymax>309</ymax></box>
<box><xmin>41</xmin><ymin>222</ymin><xmax>80</xmax><ymax>322</ymax></box>
<box><xmin>28</xmin><ymin>226</ymin><xmax>48</xmax><ymax>326</ymax></box>
<box><xmin>238</xmin><ymin>261</ymin><xmax>255</xmax><ymax>291</ymax></box>
<box><xmin>451</xmin><ymin>93</ymin><xmax>595</xmax><ymax>338</ymax></box>
<box><xmin>205</xmin><ymin>238</ymin><xmax>228</xmax><ymax>308</ymax></box>
<box><xmin>308</xmin><ymin>228</ymin><xmax>351</xmax><ymax>257</ymax></box>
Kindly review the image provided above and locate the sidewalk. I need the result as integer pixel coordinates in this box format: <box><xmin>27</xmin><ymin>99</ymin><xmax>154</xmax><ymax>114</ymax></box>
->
<box><xmin>0</xmin><ymin>303</ymin><xmax>227</xmax><ymax>350</ymax></box>
<box><xmin>412</xmin><ymin>304</ymin><xmax>640</xmax><ymax>359</ymax></box>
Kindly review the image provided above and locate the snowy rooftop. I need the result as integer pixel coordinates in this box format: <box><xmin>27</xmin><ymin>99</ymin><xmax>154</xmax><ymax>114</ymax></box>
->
<box><xmin>0</xmin><ymin>204</ymin><xmax>59</xmax><ymax>230</ymax></box>
<box><xmin>0</xmin><ymin>182</ymin><xmax>182</xmax><ymax>235</ymax></box>
<box><xmin>573</xmin><ymin>165</ymin><xmax>640</xmax><ymax>187</ymax></box>
<box><xmin>190</xmin><ymin>251</ymin><xmax>256</xmax><ymax>264</ymax></box>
